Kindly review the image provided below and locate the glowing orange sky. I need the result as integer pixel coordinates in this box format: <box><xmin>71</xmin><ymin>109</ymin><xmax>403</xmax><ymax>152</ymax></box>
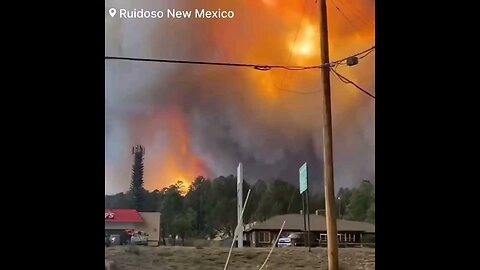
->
<box><xmin>107</xmin><ymin>0</ymin><xmax>375</xmax><ymax>192</ymax></box>
<box><xmin>213</xmin><ymin>0</ymin><xmax>374</xmax><ymax>102</ymax></box>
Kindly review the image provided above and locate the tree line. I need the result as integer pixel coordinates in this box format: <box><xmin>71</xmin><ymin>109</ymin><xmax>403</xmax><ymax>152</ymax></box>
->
<box><xmin>105</xmin><ymin>175</ymin><xmax>375</xmax><ymax>245</ymax></box>
<box><xmin>107</xmin><ymin>146</ymin><xmax>374</xmax><ymax>244</ymax></box>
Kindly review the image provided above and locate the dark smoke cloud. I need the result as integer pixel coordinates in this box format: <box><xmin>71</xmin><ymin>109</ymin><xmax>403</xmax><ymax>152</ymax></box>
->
<box><xmin>105</xmin><ymin>0</ymin><xmax>375</xmax><ymax>194</ymax></box>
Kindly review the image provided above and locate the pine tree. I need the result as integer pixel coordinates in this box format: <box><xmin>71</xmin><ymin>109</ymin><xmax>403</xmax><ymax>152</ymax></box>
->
<box><xmin>130</xmin><ymin>145</ymin><xmax>145</xmax><ymax>211</ymax></box>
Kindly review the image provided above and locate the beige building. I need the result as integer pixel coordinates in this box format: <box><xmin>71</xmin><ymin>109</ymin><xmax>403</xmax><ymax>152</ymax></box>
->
<box><xmin>245</xmin><ymin>213</ymin><xmax>375</xmax><ymax>247</ymax></box>
<box><xmin>105</xmin><ymin>209</ymin><xmax>161</xmax><ymax>244</ymax></box>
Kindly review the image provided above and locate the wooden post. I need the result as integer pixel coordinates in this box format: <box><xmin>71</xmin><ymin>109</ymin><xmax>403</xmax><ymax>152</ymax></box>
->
<box><xmin>302</xmin><ymin>194</ymin><xmax>307</xmax><ymax>248</ymax></box>
<box><xmin>318</xmin><ymin>0</ymin><xmax>339</xmax><ymax>269</ymax></box>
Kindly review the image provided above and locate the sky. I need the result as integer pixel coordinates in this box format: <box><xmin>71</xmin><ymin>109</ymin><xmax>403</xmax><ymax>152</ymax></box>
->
<box><xmin>105</xmin><ymin>0</ymin><xmax>375</xmax><ymax>195</ymax></box>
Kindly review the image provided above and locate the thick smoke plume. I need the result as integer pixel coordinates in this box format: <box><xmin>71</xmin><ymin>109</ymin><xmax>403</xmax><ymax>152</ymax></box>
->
<box><xmin>105</xmin><ymin>0</ymin><xmax>375</xmax><ymax>194</ymax></box>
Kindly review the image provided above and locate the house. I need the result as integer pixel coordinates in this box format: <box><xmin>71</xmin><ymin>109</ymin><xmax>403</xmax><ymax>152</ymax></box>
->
<box><xmin>245</xmin><ymin>213</ymin><xmax>375</xmax><ymax>247</ymax></box>
<box><xmin>105</xmin><ymin>209</ymin><xmax>161</xmax><ymax>245</ymax></box>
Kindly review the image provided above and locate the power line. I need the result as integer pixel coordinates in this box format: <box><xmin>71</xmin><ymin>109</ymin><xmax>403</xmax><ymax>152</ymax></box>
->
<box><xmin>330</xmin><ymin>69</ymin><xmax>375</xmax><ymax>99</ymax></box>
<box><xmin>105</xmin><ymin>46</ymin><xmax>375</xmax><ymax>72</ymax></box>
<box><xmin>330</xmin><ymin>46</ymin><xmax>375</xmax><ymax>67</ymax></box>
<box><xmin>329</xmin><ymin>0</ymin><xmax>360</xmax><ymax>31</ymax></box>
<box><xmin>105</xmin><ymin>56</ymin><xmax>322</xmax><ymax>71</ymax></box>
<box><xmin>334</xmin><ymin>0</ymin><xmax>375</xmax><ymax>28</ymax></box>
<box><xmin>358</xmin><ymin>48</ymin><xmax>375</xmax><ymax>59</ymax></box>
<box><xmin>278</xmin><ymin>87</ymin><xmax>322</xmax><ymax>95</ymax></box>
<box><xmin>277</xmin><ymin>45</ymin><xmax>374</xmax><ymax>95</ymax></box>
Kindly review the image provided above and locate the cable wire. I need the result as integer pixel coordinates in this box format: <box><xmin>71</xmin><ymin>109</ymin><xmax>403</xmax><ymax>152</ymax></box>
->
<box><xmin>335</xmin><ymin>0</ymin><xmax>375</xmax><ymax>28</ymax></box>
<box><xmin>105</xmin><ymin>46</ymin><xmax>375</xmax><ymax>72</ymax></box>
<box><xmin>106</xmin><ymin>47</ymin><xmax>375</xmax><ymax>96</ymax></box>
<box><xmin>329</xmin><ymin>0</ymin><xmax>360</xmax><ymax>31</ymax></box>
<box><xmin>277</xmin><ymin>45</ymin><xmax>374</xmax><ymax>94</ymax></box>
<box><xmin>358</xmin><ymin>48</ymin><xmax>375</xmax><ymax>59</ymax></box>
<box><xmin>104</xmin><ymin>56</ymin><xmax>322</xmax><ymax>71</ymax></box>
<box><xmin>277</xmin><ymin>87</ymin><xmax>322</xmax><ymax>95</ymax></box>
<box><xmin>331</xmin><ymin>69</ymin><xmax>375</xmax><ymax>99</ymax></box>
<box><xmin>330</xmin><ymin>46</ymin><xmax>375</xmax><ymax>67</ymax></box>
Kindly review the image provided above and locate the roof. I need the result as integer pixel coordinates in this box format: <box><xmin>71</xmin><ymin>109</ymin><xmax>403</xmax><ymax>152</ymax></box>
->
<box><xmin>245</xmin><ymin>214</ymin><xmax>375</xmax><ymax>233</ymax></box>
<box><xmin>105</xmin><ymin>209</ymin><xmax>144</xmax><ymax>223</ymax></box>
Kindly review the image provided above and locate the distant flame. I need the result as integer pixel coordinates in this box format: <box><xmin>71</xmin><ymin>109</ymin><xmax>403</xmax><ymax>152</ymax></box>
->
<box><xmin>142</xmin><ymin>106</ymin><xmax>210</xmax><ymax>192</ymax></box>
<box><xmin>289</xmin><ymin>22</ymin><xmax>316</xmax><ymax>58</ymax></box>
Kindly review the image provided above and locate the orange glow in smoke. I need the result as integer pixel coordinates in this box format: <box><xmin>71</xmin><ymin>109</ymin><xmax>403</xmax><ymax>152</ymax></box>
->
<box><xmin>138</xmin><ymin>0</ymin><xmax>374</xmax><ymax>190</ymax></box>
<box><xmin>210</xmin><ymin>0</ymin><xmax>374</xmax><ymax>101</ymax></box>
<box><xmin>288</xmin><ymin>22</ymin><xmax>316</xmax><ymax>58</ymax></box>
<box><xmin>143</xmin><ymin>107</ymin><xmax>210</xmax><ymax>192</ymax></box>
<box><xmin>262</xmin><ymin>0</ymin><xmax>276</xmax><ymax>5</ymax></box>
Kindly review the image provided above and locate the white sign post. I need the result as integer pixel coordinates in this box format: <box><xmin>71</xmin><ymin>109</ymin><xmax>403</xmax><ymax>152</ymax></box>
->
<box><xmin>237</xmin><ymin>162</ymin><xmax>244</xmax><ymax>248</ymax></box>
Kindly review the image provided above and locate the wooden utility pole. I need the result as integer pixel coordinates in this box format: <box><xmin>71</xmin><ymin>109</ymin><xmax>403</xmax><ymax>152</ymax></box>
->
<box><xmin>318</xmin><ymin>0</ymin><xmax>339</xmax><ymax>269</ymax></box>
<box><xmin>306</xmin><ymin>188</ymin><xmax>311</xmax><ymax>252</ymax></box>
<box><xmin>302</xmin><ymin>194</ymin><xmax>307</xmax><ymax>246</ymax></box>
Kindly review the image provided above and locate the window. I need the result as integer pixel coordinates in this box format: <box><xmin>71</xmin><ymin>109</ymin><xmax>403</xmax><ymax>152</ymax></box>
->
<box><xmin>320</xmin><ymin>234</ymin><xmax>327</xmax><ymax>242</ymax></box>
<box><xmin>258</xmin><ymin>231</ymin><xmax>271</xmax><ymax>243</ymax></box>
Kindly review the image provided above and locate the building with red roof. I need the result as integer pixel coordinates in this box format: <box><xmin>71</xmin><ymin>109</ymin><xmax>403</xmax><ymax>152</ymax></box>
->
<box><xmin>105</xmin><ymin>208</ymin><xmax>161</xmax><ymax>245</ymax></box>
<box><xmin>105</xmin><ymin>209</ymin><xmax>144</xmax><ymax>223</ymax></box>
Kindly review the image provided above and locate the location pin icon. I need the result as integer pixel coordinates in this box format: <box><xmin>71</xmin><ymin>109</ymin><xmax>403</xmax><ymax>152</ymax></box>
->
<box><xmin>109</xmin><ymin>8</ymin><xmax>117</xmax><ymax>18</ymax></box>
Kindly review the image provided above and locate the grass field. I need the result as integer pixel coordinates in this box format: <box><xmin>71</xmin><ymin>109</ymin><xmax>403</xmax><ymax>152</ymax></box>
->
<box><xmin>105</xmin><ymin>245</ymin><xmax>375</xmax><ymax>270</ymax></box>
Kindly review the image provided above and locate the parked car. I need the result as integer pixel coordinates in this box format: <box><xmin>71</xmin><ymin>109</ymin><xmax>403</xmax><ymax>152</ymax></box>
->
<box><xmin>287</xmin><ymin>232</ymin><xmax>319</xmax><ymax>247</ymax></box>
<box><xmin>131</xmin><ymin>231</ymin><xmax>148</xmax><ymax>246</ymax></box>
<box><xmin>277</xmin><ymin>237</ymin><xmax>293</xmax><ymax>247</ymax></box>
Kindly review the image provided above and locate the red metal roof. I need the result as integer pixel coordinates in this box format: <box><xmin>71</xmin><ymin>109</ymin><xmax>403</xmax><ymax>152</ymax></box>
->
<box><xmin>105</xmin><ymin>209</ymin><xmax>144</xmax><ymax>223</ymax></box>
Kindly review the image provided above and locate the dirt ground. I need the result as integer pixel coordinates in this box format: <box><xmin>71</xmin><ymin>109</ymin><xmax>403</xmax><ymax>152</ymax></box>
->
<box><xmin>105</xmin><ymin>245</ymin><xmax>375</xmax><ymax>270</ymax></box>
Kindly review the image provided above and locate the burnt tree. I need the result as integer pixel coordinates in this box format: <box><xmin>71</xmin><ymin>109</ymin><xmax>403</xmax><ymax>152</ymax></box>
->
<box><xmin>130</xmin><ymin>145</ymin><xmax>146</xmax><ymax>211</ymax></box>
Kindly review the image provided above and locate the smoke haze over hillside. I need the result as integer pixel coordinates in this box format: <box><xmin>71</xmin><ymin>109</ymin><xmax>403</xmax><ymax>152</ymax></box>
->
<box><xmin>105</xmin><ymin>0</ymin><xmax>375</xmax><ymax>194</ymax></box>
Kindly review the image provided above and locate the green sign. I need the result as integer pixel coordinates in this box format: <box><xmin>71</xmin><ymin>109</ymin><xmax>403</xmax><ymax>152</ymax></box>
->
<box><xmin>299</xmin><ymin>162</ymin><xmax>308</xmax><ymax>194</ymax></box>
